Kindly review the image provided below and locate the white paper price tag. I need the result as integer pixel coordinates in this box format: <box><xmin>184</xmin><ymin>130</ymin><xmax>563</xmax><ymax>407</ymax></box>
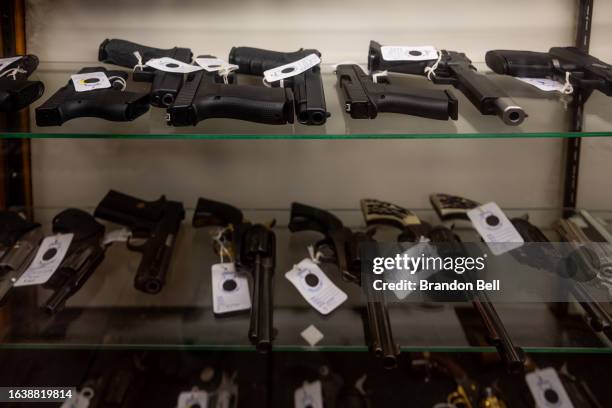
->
<box><xmin>526</xmin><ymin>368</ymin><xmax>574</xmax><ymax>408</ymax></box>
<box><xmin>467</xmin><ymin>202</ymin><xmax>524</xmax><ymax>256</ymax></box>
<box><xmin>102</xmin><ymin>228</ymin><xmax>132</xmax><ymax>245</ymax></box>
<box><xmin>286</xmin><ymin>259</ymin><xmax>347</xmax><ymax>315</ymax></box>
<box><xmin>517</xmin><ymin>77</ymin><xmax>566</xmax><ymax>92</ymax></box>
<box><xmin>263</xmin><ymin>53</ymin><xmax>320</xmax><ymax>83</ymax></box>
<box><xmin>195</xmin><ymin>57</ymin><xmax>239</xmax><ymax>73</ymax></box>
<box><xmin>381</xmin><ymin>46</ymin><xmax>438</xmax><ymax>61</ymax></box>
<box><xmin>146</xmin><ymin>57</ymin><xmax>203</xmax><ymax>74</ymax></box>
<box><xmin>177</xmin><ymin>389</ymin><xmax>208</xmax><ymax>408</ymax></box>
<box><xmin>0</xmin><ymin>56</ymin><xmax>22</xmax><ymax>73</ymax></box>
<box><xmin>15</xmin><ymin>233</ymin><xmax>74</xmax><ymax>287</ymax></box>
<box><xmin>294</xmin><ymin>381</ymin><xmax>323</xmax><ymax>408</ymax></box>
<box><xmin>71</xmin><ymin>72</ymin><xmax>112</xmax><ymax>92</ymax></box>
<box><xmin>212</xmin><ymin>263</ymin><xmax>251</xmax><ymax>315</ymax></box>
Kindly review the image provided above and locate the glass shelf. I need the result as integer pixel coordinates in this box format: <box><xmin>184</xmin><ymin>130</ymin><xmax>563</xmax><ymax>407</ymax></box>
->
<box><xmin>2</xmin><ymin>62</ymin><xmax>612</xmax><ymax>139</ymax></box>
<box><xmin>1</xmin><ymin>207</ymin><xmax>611</xmax><ymax>353</ymax></box>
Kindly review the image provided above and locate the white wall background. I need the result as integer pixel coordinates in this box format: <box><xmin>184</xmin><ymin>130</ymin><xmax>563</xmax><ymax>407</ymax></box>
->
<box><xmin>23</xmin><ymin>0</ymin><xmax>612</xmax><ymax>210</ymax></box>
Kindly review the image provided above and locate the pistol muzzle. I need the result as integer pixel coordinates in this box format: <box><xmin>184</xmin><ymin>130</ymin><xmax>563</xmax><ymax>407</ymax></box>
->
<box><xmin>494</xmin><ymin>97</ymin><xmax>526</xmax><ymax>126</ymax></box>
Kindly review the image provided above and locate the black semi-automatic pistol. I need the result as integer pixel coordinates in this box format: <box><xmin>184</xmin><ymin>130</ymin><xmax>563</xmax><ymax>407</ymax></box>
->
<box><xmin>369</xmin><ymin>41</ymin><xmax>526</xmax><ymax>126</ymax></box>
<box><xmin>99</xmin><ymin>39</ymin><xmax>193</xmax><ymax>107</ymax></box>
<box><xmin>43</xmin><ymin>209</ymin><xmax>106</xmax><ymax>313</ymax></box>
<box><xmin>0</xmin><ymin>211</ymin><xmax>43</xmax><ymax>304</ymax></box>
<box><xmin>0</xmin><ymin>54</ymin><xmax>45</xmax><ymax>111</ymax></box>
<box><xmin>94</xmin><ymin>190</ymin><xmax>185</xmax><ymax>294</ymax></box>
<box><xmin>193</xmin><ymin>198</ymin><xmax>276</xmax><ymax>352</ymax></box>
<box><xmin>229</xmin><ymin>46</ymin><xmax>329</xmax><ymax>125</ymax></box>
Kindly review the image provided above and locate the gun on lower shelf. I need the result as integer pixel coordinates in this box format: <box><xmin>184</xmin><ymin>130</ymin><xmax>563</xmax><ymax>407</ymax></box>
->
<box><xmin>192</xmin><ymin>198</ymin><xmax>276</xmax><ymax>352</ymax></box>
<box><xmin>43</xmin><ymin>209</ymin><xmax>106</xmax><ymax>313</ymax></box>
<box><xmin>426</xmin><ymin>225</ymin><xmax>525</xmax><ymax>372</ymax></box>
<box><xmin>0</xmin><ymin>211</ymin><xmax>43</xmax><ymax>304</ymax></box>
<box><xmin>368</xmin><ymin>41</ymin><xmax>526</xmax><ymax>126</ymax></box>
<box><xmin>98</xmin><ymin>38</ymin><xmax>193</xmax><ymax>107</ymax></box>
<box><xmin>288</xmin><ymin>202</ymin><xmax>400</xmax><ymax>369</ymax></box>
<box><xmin>167</xmin><ymin>54</ymin><xmax>295</xmax><ymax>125</ymax></box>
<box><xmin>336</xmin><ymin>64</ymin><xmax>458</xmax><ymax>120</ymax></box>
<box><xmin>228</xmin><ymin>46</ymin><xmax>330</xmax><ymax>125</ymax></box>
<box><xmin>0</xmin><ymin>54</ymin><xmax>45</xmax><ymax>111</ymax></box>
<box><xmin>94</xmin><ymin>190</ymin><xmax>185</xmax><ymax>294</ymax></box>
<box><xmin>485</xmin><ymin>47</ymin><xmax>612</xmax><ymax>103</ymax></box>
<box><xmin>35</xmin><ymin>67</ymin><xmax>150</xmax><ymax>126</ymax></box>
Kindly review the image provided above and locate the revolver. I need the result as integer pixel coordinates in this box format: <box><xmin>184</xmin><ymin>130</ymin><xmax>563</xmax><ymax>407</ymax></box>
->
<box><xmin>168</xmin><ymin>55</ymin><xmax>294</xmax><ymax>125</ymax></box>
<box><xmin>486</xmin><ymin>47</ymin><xmax>612</xmax><ymax>102</ymax></box>
<box><xmin>192</xmin><ymin>198</ymin><xmax>276</xmax><ymax>352</ymax></box>
<box><xmin>336</xmin><ymin>64</ymin><xmax>458</xmax><ymax>120</ymax></box>
<box><xmin>43</xmin><ymin>209</ymin><xmax>106</xmax><ymax>313</ymax></box>
<box><xmin>228</xmin><ymin>46</ymin><xmax>330</xmax><ymax>125</ymax></box>
<box><xmin>99</xmin><ymin>39</ymin><xmax>193</xmax><ymax>107</ymax></box>
<box><xmin>0</xmin><ymin>211</ymin><xmax>43</xmax><ymax>304</ymax></box>
<box><xmin>288</xmin><ymin>202</ymin><xmax>400</xmax><ymax>369</ymax></box>
<box><xmin>0</xmin><ymin>54</ymin><xmax>45</xmax><ymax>111</ymax></box>
<box><xmin>368</xmin><ymin>41</ymin><xmax>526</xmax><ymax>126</ymax></box>
<box><xmin>35</xmin><ymin>67</ymin><xmax>150</xmax><ymax>126</ymax></box>
<box><xmin>94</xmin><ymin>190</ymin><xmax>185</xmax><ymax>294</ymax></box>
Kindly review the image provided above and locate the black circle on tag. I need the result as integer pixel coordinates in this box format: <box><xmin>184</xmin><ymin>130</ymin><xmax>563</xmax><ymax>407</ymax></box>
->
<box><xmin>409</xmin><ymin>50</ymin><xmax>422</xmax><ymax>56</ymax></box>
<box><xmin>305</xmin><ymin>273</ymin><xmax>319</xmax><ymax>287</ymax></box>
<box><xmin>223</xmin><ymin>279</ymin><xmax>237</xmax><ymax>292</ymax></box>
<box><xmin>209</xmin><ymin>64</ymin><xmax>220</xmax><ymax>68</ymax></box>
<box><xmin>165</xmin><ymin>63</ymin><xmax>180</xmax><ymax>68</ymax></box>
<box><xmin>281</xmin><ymin>67</ymin><xmax>295</xmax><ymax>74</ymax></box>
<box><xmin>84</xmin><ymin>77</ymin><xmax>100</xmax><ymax>84</ymax></box>
<box><xmin>544</xmin><ymin>388</ymin><xmax>559</xmax><ymax>403</ymax></box>
<box><xmin>485</xmin><ymin>214</ymin><xmax>500</xmax><ymax>227</ymax></box>
<box><xmin>43</xmin><ymin>247</ymin><xmax>58</xmax><ymax>261</ymax></box>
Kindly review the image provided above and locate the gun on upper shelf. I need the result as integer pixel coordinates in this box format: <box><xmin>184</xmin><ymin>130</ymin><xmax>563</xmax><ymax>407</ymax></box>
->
<box><xmin>485</xmin><ymin>47</ymin><xmax>612</xmax><ymax>103</ymax></box>
<box><xmin>98</xmin><ymin>39</ymin><xmax>193</xmax><ymax>108</ymax></box>
<box><xmin>167</xmin><ymin>54</ymin><xmax>295</xmax><ymax>125</ymax></box>
<box><xmin>288</xmin><ymin>202</ymin><xmax>400</xmax><ymax>369</ymax></box>
<box><xmin>35</xmin><ymin>67</ymin><xmax>150</xmax><ymax>126</ymax></box>
<box><xmin>43</xmin><ymin>209</ymin><xmax>106</xmax><ymax>313</ymax></box>
<box><xmin>0</xmin><ymin>211</ymin><xmax>43</xmax><ymax>304</ymax></box>
<box><xmin>192</xmin><ymin>198</ymin><xmax>276</xmax><ymax>352</ymax></box>
<box><xmin>368</xmin><ymin>41</ymin><xmax>527</xmax><ymax>126</ymax></box>
<box><xmin>336</xmin><ymin>64</ymin><xmax>458</xmax><ymax>120</ymax></box>
<box><xmin>0</xmin><ymin>54</ymin><xmax>45</xmax><ymax>112</ymax></box>
<box><xmin>228</xmin><ymin>46</ymin><xmax>330</xmax><ymax>125</ymax></box>
<box><xmin>94</xmin><ymin>190</ymin><xmax>185</xmax><ymax>295</ymax></box>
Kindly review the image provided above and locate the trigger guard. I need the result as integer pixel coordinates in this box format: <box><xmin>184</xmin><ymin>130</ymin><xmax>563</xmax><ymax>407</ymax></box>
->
<box><xmin>314</xmin><ymin>238</ymin><xmax>337</xmax><ymax>264</ymax></box>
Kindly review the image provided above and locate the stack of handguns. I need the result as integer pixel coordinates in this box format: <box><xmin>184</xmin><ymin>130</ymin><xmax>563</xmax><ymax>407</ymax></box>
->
<box><xmin>4</xmin><ymin>38</ymin><xmax>608</xmax><ymax>126</ymax></box>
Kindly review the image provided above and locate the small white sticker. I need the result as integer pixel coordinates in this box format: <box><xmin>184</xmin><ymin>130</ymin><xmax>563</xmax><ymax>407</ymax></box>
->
<box><xmin>300</xmin><ymin>324</ymin><xmax>324</xmax><ymax>347</ymax></box>
<box><xmin>102</xmin><ymin>228</ymin><xmax>132</xmax><ymax>245</ymax></box>
<box><xmin>212</xmin><ymin>263</ymin><xmax>251</xmax><ymax>315</ymax></box>
<box><xmin>286</xmin><ymin>259</ymin><xmax>347</xmax><ymax>315</ymax></box>
<box><xmin>146</xmin><ymin>57</ymin><xmax>203</xmax><ymax>74</ymax></box>
<box><xmin>517</xmin><ymin>77</ymin><xmax>566</xmax><ymax>92</ymax></box>
<box><xmin>294</xmin><ymin>381</ymin><xmax>323</xmax><ymax>408</ymax></box>
<box><xmin>263</xmin><ymin>53</ymin><xmax>321</xmax><ymax>83</ymax></box>
<box><xmin>177</xmin><ymin>389</ymin><xmax>208</xmax><ymax>408</ymax></box>
<box><xmin>467</xmin><ymin>202</ymin><xmax>524</xmax><ymax>256</ymax></box>
<box><xmin>0</xmin><ymin>56</ymin><xmax>22</xmax><ymax>73</ymax></box>
<box><xmin>14</xmin><ymin>233</ymin><xmax>74</xmax><ymax>287</ymax></box>
<box><xmin>381</xmin><ymin>46</ymin><xmax>438</xmax><ymax>61</ymax></box>
<box><xmin>195</xmin><ymin>57</ymin><xmax>239</xmax><ymax>73</ymax></box>
<box><xmin>71</xmin><ymin>72</ymin><xmax>112</xmax><ymax>92</ymax></box>
<box><xmin>525</xmin><ymin>368</ymin><xmax>575</xmax><ymax>408</ymax></box>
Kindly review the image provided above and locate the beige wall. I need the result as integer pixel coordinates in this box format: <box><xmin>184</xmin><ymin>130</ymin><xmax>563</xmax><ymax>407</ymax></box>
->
<box><xmin>24</xmin><ymin>0</ymin><xmax>612</xmax><ymax>210</ymax></box>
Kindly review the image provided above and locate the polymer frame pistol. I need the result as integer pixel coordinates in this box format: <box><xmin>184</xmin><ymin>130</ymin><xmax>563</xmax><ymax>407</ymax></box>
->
<box><xmin>94</xmin><ymin>190</ymin><xmax>185</xmax><ymax>294</ymax></box>
<box><xmin>368</xmin><ymin>41</ymin><xmax>527</xmax><ymax>126</ymax></box>
<box><xmin>229</xmin><ymin>46</ymin><xmax>330</xmax><ymax>125</ymax></box>
<box><xmin>288</xmin><ymin>202</ymin><xmax>400</xmax><ymax>369</ymax></box>
<box><xmin>0</xmin><ymin>54</ymin><xmax>45</xmax><ymax>112</ymax></box>
<box><xmin>193</xmin><ymin>198</ymin><xmax>276</xmax><ymax>352</ymax></box>
<box><xmin>99</xmin><ymin>39</ymin><xmax>193</xmax><ymax>107</ymax></box>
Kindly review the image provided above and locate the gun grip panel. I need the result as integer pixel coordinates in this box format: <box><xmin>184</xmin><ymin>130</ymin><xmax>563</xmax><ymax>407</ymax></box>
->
<box><xmin>485</xmin><ymin>50</ymin><xmax>555</xmax><ymax>77</ymax></box>
<box><xmin>229</xmin><ymin>46</ymin><xmax>321</xmax><ymax>75</ymax></box>
<box><xmin>192</xmin><ymin>197</ymin><xmax>244</xmax><ymax>228</ymax></box>
<box><xmin>94</xmin><ymin>190</ymin><xmax>166</xmax><ymax>233</ymax></box>
<box><xmin>374</xmin><ymin>84</ymin><xmax>458</xmax><ymax>121</ymax></box>
<box><xmin>99</xmin><ymin>38</ymin><xmax>192</xmax><ymax>68</ymax></box>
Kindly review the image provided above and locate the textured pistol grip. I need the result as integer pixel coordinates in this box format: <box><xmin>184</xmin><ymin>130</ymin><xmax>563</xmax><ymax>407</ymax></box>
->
<box><xmin>229</xmin><ymin>46</ymin><xmax>320</xmax><ymax>75</ymax></box>
<box><xmin>99</xmin><ymin>38</ymin><xmax>192</xmax><ymax>67</ymax></box>
<box><xmin>375</xmin><ymin>86</ymin><xmax>458</xmax><ymax>121</ymax></box>
<box><xmin>0</xmin><ymin>79</ymin><xmax>45</xmax><ymax>112</ymax></box>
<box><xmin>485</xmin><ymin>50</ymin><xmax>554</xmax><ymax>77</ymax></box>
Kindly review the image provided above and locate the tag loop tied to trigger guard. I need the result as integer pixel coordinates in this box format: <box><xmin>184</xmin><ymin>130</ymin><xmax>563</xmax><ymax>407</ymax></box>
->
<box><xmin>561</xmin><ymin>71</ymin><xmax>574</xmax><ymax>95</ymax></box>
<box><xmin>212</xmin><ymin>227</ymin><xmax>233</xmax><ymax>264</ymax></box>
<box><xmin>132</xmin><ymin>51</ymin><xmax>146</xmax><ymax>72</ymax></box>
<box><xmin>424</xmin><ymin>50</ymin><xmax>442</xmax><ymax>81</ymax></box>
<box><xmin>0</xmin><ymin>66</ymin><xmax>26</xmax><ymax>80</ymax></box>
<box><xmin>107</xmin><ymin>76</ymin><xmax>127</xmax><ymax>91</ymax></box>
<box><xmin>372</xmin><ymin>70</ymin><xmax>388</xmax><ymax>84</ymax></box>
<box><xmin>262</xmin><ymin>77</ymin><xmax>285</xmax><ymax>88</ymax></box>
